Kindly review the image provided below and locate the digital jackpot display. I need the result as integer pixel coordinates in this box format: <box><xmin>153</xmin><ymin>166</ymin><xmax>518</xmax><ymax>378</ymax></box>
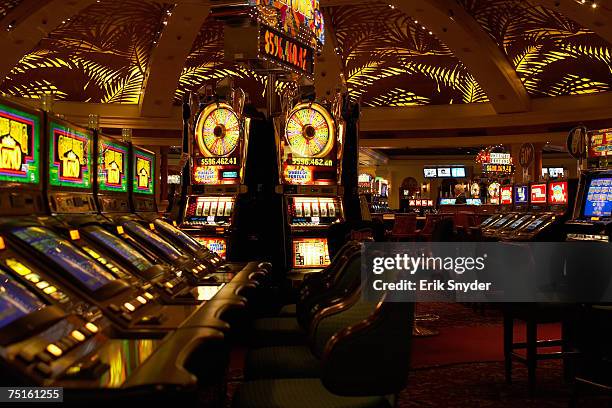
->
<box><xmin>0</xmin><ymin>103</ymin><xmax>40</xmax><ymax>185</ymax></box>
<box><xmin>49</xmin><ymin>122</ymin><xmax>91</xmax><ymax>189</ymax></box>
<box><xmin>281</xmin><ymin>102</ymin><xmax>337</xmax><ymax>186</ymax></box>
<box><xmin>132</xmin><ymin>148</ymin><xmax>154</xmax><ymax>195</ymax></box>
<box><xmin>530</xmin><ymin>183</ymin><xmax>547</xmax><ymax>204</ymax></box>
<box><xmin>98</xmin><ymin>138</ymin><xmax>127</xmax><ymax>192</ymax></box>
<box><xmin>193</xmin><ymin>103</ymin><xmax>242</xmax><ymax>185</ymax></box>
<box><xmin>260</xmin><ymin>26</ymin><xmax>315</xmax><ymax>76</ymax></box>
<box><xmin>500</xmin><ymin>186</ymin><xmax>513</xmax><ymax>205</ymax></box>
<box><xmin>548</xmin><ymin>181</ymin><xmax>568</xmax><ymax>205</ymax></box>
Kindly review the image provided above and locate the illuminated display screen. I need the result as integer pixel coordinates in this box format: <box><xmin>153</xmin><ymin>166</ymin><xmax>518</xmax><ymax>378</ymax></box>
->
<box><xmin>480</xmin><ymin>215</ymin><xmax>497</xmax><ymax>228</ymax></box>
<box><xmin>548</xmin><ymin>181</ymin><xmax>568</xmax><ymax>205</ymax></box>
<box><xmin>290</xmin><ymin>196</ymin><xmax>341</xmax><ymax>225</ymax></box>
<box><xmin>11</xmin><ymin>226</ymin><xmax>114</xmax><ymax>291</ymax></box>
<box><xmin>292</xmin><ymin>238</ymin><xmax>330</xmax><ymax>268</ymax></box>
<box><xmin>589</xmin><ymin>130</ymin><xmax>612</xmax><ymax>158</ymax></box>
<box><xmin>466</xmin><ymin>198</ymin><xmax>482</xmax><ymax>205</ymax></box>
<box><xmin>515</xmin><ymin>186</ymin><xmax>528</xmax><ymax>204</ymax></box>
<box><xmin>508</xmin><ymin>215</ymin><xmax>532</xmax><ymax>230</ymax></box>
<box><xmin>437</xmin><ymin>168</ymin><xmax>451</xmax><ymax>177</ymax></box>
<box><xmin>153</xmin><ymin>219</ymin><xmax>202</xmax><ymax>254</ymax></box>
<box><xmin>49</xmin><ymin>122</ymin><xmax>91</xmax><ymax>189</ymax></box>
<box><xmin>0</xmin><ymin>103</ymin><xmax>40</xmax><ymax>184</ymax></box>
<box><xmin>194</xmin><ymin>237</ymin><xmax>227</xmax><ymax>260</ymax></box>
<box><xmin>423</xmin><ymin>168</ymin><xmax>437</xmax><ymax>178</ymax></box>
<box><xmin>451</xmin><ymin>167</ymin><xmax>466</xmax><ymax>178</ymax></box>
<box><xmin>500</xmin><ymin>186</ymin><xmax>513</xmax><ymax>205</ymax></box>
<box><xmin>122</xmin><ymin>221</ymin><xmax>182</xmax><ymax>261</ymax></box>
<box><xmin>0</xmin><ymin>268</ymin><xmax>45</xmax><ymax>329</ymax></box>
<box><xmin>185</xmin><ymin>196</ymin><xmax>234</xmax><ymax>221</ymax></box>
<box><xmin>530</xmin><ymin>183</ymin><xmax>547</xmax><ymax>204</ymax></box>
<box><xmin>281</xmin><ymin>103</ymin><xmax>336</xmax><ymax>186</ymax></box>
<box><xmin>524</xmin><ymin>218</ymin><xmax>546</xmax><ymax>232</ymax></box>
<box><xmin>584</xmin><ymin>177</ymin><xmax>612</xmax><ymax>218</ymax></box>
<box><xmin>488</xmin><ymin>182</ymin><xmax>500</xmax><ymax>204</ymax></box>
<box><xmin>83</xmin><ymin>225</ymin><xmax>153</xmax><ymax>272</ymax></box>
<box><xmin>492</xmin><ymin>215</ymin><xmax>512</xmax><ymax>228</ymax></box>
<box><xmin>439</xmin><ymin>198</ymin><xmax>456</xmax><ymax>205</ymax></box>
<box><xmin>260</xmin><ymin>26</ymin><xmax>315</xmax><ymax>76</ymax></box>
<box><xmin>98</xmin><ymin>138</ymin><xmax>128</xmax><ymax>192</ymax></box>
<box><xmin>132</xmin><ymin>148</ymin><xmax>154</xmax><ymax>195</ymax></box>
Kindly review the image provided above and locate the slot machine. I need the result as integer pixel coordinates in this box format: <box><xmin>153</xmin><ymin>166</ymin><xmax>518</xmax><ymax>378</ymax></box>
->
<box><xmin>275</xmin><ymin>101</ymin><xmax>345</xmax><ymax>277</ymax></box>
<box><xmin>0</xmin><ymin>98</ymin><xmax>225</xmax><ymax>395</ymax></box>
<box><xmin>481</xmin><ymin>184</ymin><xmax>518</xmax><ymax>239</ymax></box>
<box><xmin>180</xmin><ymin>102</ymin><xmax>249</xmax><ymax>262</ymax></box>
<box><xmin>513</xmin><ymin>180</ymin><xmax>576</xmax><ymax>241</ymax></box>
<box><xmin>566</xmin><ymin>128</ymin><xmax>612</xmax><ymax>242</ymax></box>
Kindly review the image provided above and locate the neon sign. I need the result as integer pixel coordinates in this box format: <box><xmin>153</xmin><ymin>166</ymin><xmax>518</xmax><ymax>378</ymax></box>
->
<box><xmin>252</xmin><ymin>0</ymin><xmax>324</xmax><ymax>45</ymax></box>
<box><xmin>260</xmin><ymin>26</ymin><xmax>314</xmax><ymax>76</ymax></box>
<box><xmin>0</xmin><ymin>105</ymin><xmax>39</xmax><ymax>184</ymax></box>
<box><xmin>49</xmin><ymin>123</ymin><xmax>91</xmax><ymax>189</ymax></box>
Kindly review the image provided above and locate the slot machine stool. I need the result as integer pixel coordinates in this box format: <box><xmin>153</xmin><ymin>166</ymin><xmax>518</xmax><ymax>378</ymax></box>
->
<box><xmin>503</xmin><ymin>303</ymin><xmax>578</xmax><ymax>396</ymax></box>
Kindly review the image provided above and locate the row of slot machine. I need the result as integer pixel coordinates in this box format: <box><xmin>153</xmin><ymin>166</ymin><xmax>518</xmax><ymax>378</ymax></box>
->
<box><xmin>479</xmin><ymin>128</ymin><xmax>612</xmax><ymax>243</ymax></box>
<box><xmin>0</xmin><ymin>97</ymin><xmax>256</xmax><ymax>397</ymax></box>
<box><xmin>179</xmin><ymin>97</ymin><xmax>345</xmax><ymax>277</ymax></box>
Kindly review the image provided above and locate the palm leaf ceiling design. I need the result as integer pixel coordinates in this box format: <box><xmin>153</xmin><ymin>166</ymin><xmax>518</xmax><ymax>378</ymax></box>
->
<box><xmin>458</xmin><ymin>0</ymin><xmax>612</xmax><ymax>97</ymax></box>
<box><xmin>0</xmin><ymin>0</ymin><xmax>610</xmax><ymax>106</ymax></box>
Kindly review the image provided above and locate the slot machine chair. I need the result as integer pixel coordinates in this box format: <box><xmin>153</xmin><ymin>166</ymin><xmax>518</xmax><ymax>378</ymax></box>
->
<box><xmin>249</xmin><ymin>244</ymin><xmax>362</xmax><ymax>347</ymax></box>
<box><xmin>233</xmin><ymin>300</ymin><xmax>415</xmax><ymax>408</ymax></box>
<box><xmin>388</xmin><ymin>213</ymin><xmax>418</xmax><ymax>241</ymax></box>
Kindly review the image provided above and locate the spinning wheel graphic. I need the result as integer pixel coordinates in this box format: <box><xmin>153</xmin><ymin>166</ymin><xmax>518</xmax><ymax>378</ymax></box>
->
<box><xmin>195</xmin><ymin>103</ymin><xmax>240</xmax><ymax>157</ymax></box>
<box><xmin>285</xmin><ymin>102</ymin><xmax>335</xmax><ymax>158</ymax></box>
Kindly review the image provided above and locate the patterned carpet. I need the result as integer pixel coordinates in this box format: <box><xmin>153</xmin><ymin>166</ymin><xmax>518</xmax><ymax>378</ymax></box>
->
<box><xmin>226</xmin><ymin>303</ymin><xmax>611</xmax><ymax>407</ymax></box>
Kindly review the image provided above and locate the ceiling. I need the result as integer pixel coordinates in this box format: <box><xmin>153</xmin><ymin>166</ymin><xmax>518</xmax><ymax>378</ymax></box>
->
<box><xmin>0</xmin><ymin>0</ymin><xmax>610</xmax><ymax>107</ymax></box>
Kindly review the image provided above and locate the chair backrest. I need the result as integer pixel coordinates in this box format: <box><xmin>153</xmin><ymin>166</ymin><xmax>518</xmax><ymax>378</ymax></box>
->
<box><xmin>420</xmin><ymin>214</ymin><xmax>439</xmax><ymax>234</ymax></box>
<box><xmin>320</xmin><ymin>300</ymin><xmax>415</xmax><ymax>396</ymax></box>
<box><xmin>391</xmin><ymin>213</ymin><xmax>417</xmax><ymax>235</ymax></box>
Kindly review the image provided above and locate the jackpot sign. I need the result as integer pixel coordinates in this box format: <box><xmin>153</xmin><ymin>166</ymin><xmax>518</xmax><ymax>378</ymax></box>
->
<box><xmin>98</xmin><ymin>140</ymin><xmax>127</xmax><ymax>192</ymax></box>
<box><xmin>260</xmin><ymin>26</ymin><xmax>314</xmax><ymax>76</ymax></box>
<box><xmin>49</xmin><ymin>123</ymin><xmax>91</xmax><ymax>189</ymax></box>
<box><xmin>133</xmin><ymin>150</ymin><xmax>154</xmax><ymax>195</ymax></box>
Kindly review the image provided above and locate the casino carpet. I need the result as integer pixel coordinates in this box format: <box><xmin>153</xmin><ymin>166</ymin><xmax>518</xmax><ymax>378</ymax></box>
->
<box><xmin>226</xmin><ymin>304</ymin><xmax>610</xmax><ymax>407</ymax></box>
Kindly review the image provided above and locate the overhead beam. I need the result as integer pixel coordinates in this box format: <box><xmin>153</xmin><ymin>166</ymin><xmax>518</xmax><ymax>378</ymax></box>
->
<box><xmin>139</xmin><ymin>3</ymin><xmax>211</xmax><ymax>117</ymax></box>
<box><xmin>361</xmin><ymin>132</ymin><xmax>567</xmax><ymax>150</ymax></box>
<box><xmin>0</xmin><ymin>0</ymin><xmax>97</xmax><ymax>82</ymax></box>
<box><xmin>388</xmin><ymin>0</ymin><xmax>530</xmax><ymax>114</ymax></box>
<box><xmin>532</xmin><ymin>0</ymin><xmax>612</xmax><ymax>45</ymax></box>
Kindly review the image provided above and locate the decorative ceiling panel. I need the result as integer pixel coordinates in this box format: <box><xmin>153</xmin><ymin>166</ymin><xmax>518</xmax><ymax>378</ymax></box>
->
<box><xmin>459</xmin><ymin>0</ymin><xmax>612</xmax><ymax>97</ymax></box>
<box><xmin>326</xmin><ymin>3</ymin><xmax>488</xmax><ymax>107</ymax></box>
<box><xmin>0</xmin><ymin>0</ymin><xmax>173</xmax><ymax>103</ymax></box>
<box><xmin>0</xmin><ymin>0</ymin><xmax>21</xmax><ymax>20</ymax></box>
<box><xmin>175</xmin><ymin>15</ymin><xmax>292</xmax><ymax>107</ymax></box>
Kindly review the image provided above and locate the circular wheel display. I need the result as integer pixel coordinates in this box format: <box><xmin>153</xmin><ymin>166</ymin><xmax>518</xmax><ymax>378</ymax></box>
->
<box><xmin>195</xmin><ymin>103</ymin><xmax>240</xmax><ymax>157</ymax></box>
<box><xmin>285</xmin><ymin>102</ymin><xmax>335</xmax><ymax>158</ymax></box>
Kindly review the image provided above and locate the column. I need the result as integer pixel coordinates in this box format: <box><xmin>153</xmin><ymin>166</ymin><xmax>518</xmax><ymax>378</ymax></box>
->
<box><xmin>532</xmin><ymin>143</ymin><xmax>544</xmax><ymax>183</ymax></box>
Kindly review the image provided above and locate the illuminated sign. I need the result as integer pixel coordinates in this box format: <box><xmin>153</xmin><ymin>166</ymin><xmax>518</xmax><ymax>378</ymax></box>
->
<box><xmin>251</xmin><ymin>0</ymin><xmax>324</xmax><ymax>45</ymax></box>
<box><xmin>548</xmin><ymin>181</ymin><xmax>568</xmax><ymax>205</ymax></box>
<box><xmin>500</xmin><ymin>186</ymin><xmax>513</xmax><ymax>205</ymax></box>
<box><xmin>290</xmin><ymin>157</ymin><xmax>333</xmax><ymax>167</ymax></box>
<box><xmin>530</xmin><ymin>184</ymin><xmax>547</xmax><ymax>204</ymax></box>
<box><xmin>483</xmin><ymin>163</ymin><xmax>514</xmax><ymax>174</ymax></box>
<box><xmin>194</xmin><ymin>237</ymin><xmax>227</xmax><ymax>260</ymax></box>
<box><xmin>515</xmin><ymin>186</ymin><xmax>528</xmax><ymax>204</ymax></box>
<box><xmin>133</xmin><ymin>149</ymin><xmax>154</xmax><ymax>195</ymax></box>
<box><xmin>260</xmin><ymin>26</ymin><xmax>315</xmax><ymax>76</ymax></box>
<box><xmin>98</xmin><ymin>139</ymin><xmax>127</xmax><ymax>192</ymax></box>
<box><xmin>589</xmin><ymin>129</ymin><xmax>612</xmax><ymax>158</ymax></box>
<box><xmin>284</xmin><ymin>165</ymin><xmax>312</xmax><ymax>184</ymax></box>
<box><xmin>49</xmin><ymin>123</ymin><xmax>91</xmax><ymax>189</ymax></box>
<box><xmin>488</xmin><ymin>182</ymin><xmax>500</xmax><ymax>205</ymax></box>
<box><xmin>489</xmin><ymin>152</ymin><xmax>511</xmax><ymax>164</ymax></box>
<box><xmin>200</xmin><ymin>157</ymin><xmax>238</xmax><ymax>166</ymax></box>
<box><xmin>193</xmin><ymin>165</ymin><xmax>219</xmax><ymax>184</ymax></box>
<box><xmin>222</xmin><ymin>171</ymin><xmax>238</xmax><ymax>179</ymax></box>
<box><xmin>0</xmin><ymin>104</ymin><xmax>39</xmax><ymax>184</ymax></box>
<box><xmin>292</xmin><ymin>237</ymin><xmax>330</xmax><ymax>268</ymax></box>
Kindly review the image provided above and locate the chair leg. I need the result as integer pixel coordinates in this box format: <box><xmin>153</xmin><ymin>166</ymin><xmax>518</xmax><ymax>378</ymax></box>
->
<box><xmin>504</xmin><ymin>315</ymin><xmax>513</xmax><ymax>384</ymax></box>
<box><xmin>527</xmin><ymin>320</ymin><xmax>537</xmax><ymax>396</ymax></box>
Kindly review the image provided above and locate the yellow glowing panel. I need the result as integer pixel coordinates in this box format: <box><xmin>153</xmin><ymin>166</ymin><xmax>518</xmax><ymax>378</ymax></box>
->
<box><xmin>6</xmin><ymin>258</ymin><xmax>31</xmax><ymax>276</ymax></box>
<box><xmin>69</xmin><ymin>230</ymin><xmax>80</xmax><ymax>240</ymax></box>
<box><xmin>292</xmin><ymin>238</ymin><xmax>330</xmax><ymax>269</ymax></box>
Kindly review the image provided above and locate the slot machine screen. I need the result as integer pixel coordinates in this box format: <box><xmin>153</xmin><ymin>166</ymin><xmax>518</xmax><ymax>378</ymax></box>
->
<box><xmin>466</xmin><ymin>198</ymin><xmax>482</xmax><ymax>205</ymax></box>
<box><xmin>423</xmin><ymin>168</ymin><xmax>437</xmax><ymax>178</ymax></box>
<box><xmin>132</xmin><ymin>148</ymin><xmax>154</xmax><ymax>195</ymax></box>
<box><xmin>292</xmin><ymin>238</ymin><xmax>330</xmax><ymax>268</ymax></box>
<box><xmin>0</xmin><ymin>103</ymin><xmax>41</xmax><ymax>185</ymax></box>
<box><xmin>0</xmin><ymin>268</ymin><xmax>45</xmax><ymax>329</ymax></box>
<box><xmin>530</xmin><ymin>183</ymin><xmax>547</xmax><ymax>204</ymax></box>
<box><xmin>83</xmin><ymin>226</ymin><xmax>154</xmax><ymax>272</ymax></box>
<box><xmin>491</xmin><ymin>214</ymin><xmax>512</xmax><ymax>228</ymax></box>
<box><xmin>194</xmin><ymin>237</ymin><xmax>227</xmax><ymax>260</ymax></box>
<box><xmin>122</xmin><ymin>221</ymin><xmax>182</xmax><ymax>261</ymax></box>
<box><xmin>98</xmin><ymin>138</ymin><xmax>128</xmax><ymax>192</ymax></box>
<box><xmin>507</xmin><ymin>214</ymin><xmax>532</xmax><ymax>230</ymax></box>
<box><xmin>48</xmin><ymin>121</ymin><xmax>91</xmax><ymax>189</ymax></box>
<box><xmin>153</xmin><ymin>219</ymin><xmax>203</xmax><ymax>254</ymax></box>
<box><xmin>523</xmin><ymin>217</ymin><xmax>546</xmax><ymax>232</ymax></box>
<box><xmin>515</xmin><ymin>186</ymin><xmax>528</xmax><ymax>204</ymax></box>
<box><xmin>439</xmin><ymin>198</ymin><xmax>456</xmax><ymax>205</ymax></box>
<box><xmin>11</xmin><ymin>226</ymin><xmax>115</xmax><ymax>291</ymax></box>
<box><xmin>548</xmin><ymin>181</ymin><xmax>568</xmax><ymax>205</ymax></box>
<box><xmin>583</xmin><ymin>177</ymin><xmax>612</xmax><ymax>218</ymax></box>
<box><xmin>500</xmin><ymin>186</ymin><xmax>513</xmax><ymax>205</ymax></box>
